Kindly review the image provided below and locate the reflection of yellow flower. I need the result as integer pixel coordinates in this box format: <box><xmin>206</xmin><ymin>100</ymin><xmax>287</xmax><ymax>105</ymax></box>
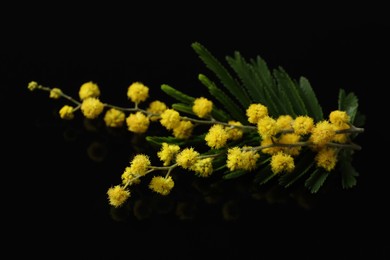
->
<box><xmin>107</xmin><ymin>185</ymin><xmax>130</xmax><ymax>208</ymax></box>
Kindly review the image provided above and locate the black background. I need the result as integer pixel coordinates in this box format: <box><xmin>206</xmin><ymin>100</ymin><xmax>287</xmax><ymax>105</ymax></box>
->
<box><xmin>3</xmin><ymin>4</ymin><xmax>389</xmax><ymax>259</ymax></box>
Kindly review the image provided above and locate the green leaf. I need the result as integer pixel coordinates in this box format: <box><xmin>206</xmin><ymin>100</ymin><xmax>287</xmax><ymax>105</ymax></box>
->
<box><xmin>225</xmin><ymin>52</ymin><xmax>281</xmax><ymax>117</ymax></box>
<box><xmin>198</xmin><ymin>74</ymin><xmax>246</xmax><ymax>123</ymax></box>
<box><xmin>298</xmin><ymin>76</ymin><xmax>324</xmax><ymax>121</ymax></box>
<box><xmin>161</xmin><ymin>84</ymin><xmax>195</xmax><ymax>104</ymax></box>
<box><xmin>191</xmin><ymin>42</ymin><xmax>252</xmax><ymax>109</ymax></box>
<box><xmin>223</xmin><ymin>169</ymin><xmax>247</xmax><ymax>179</ymax></box>
<box><xmin>251</xmin><ymin>56</ymin><xmax>274</xmax><ymax>93</ymax></box>
<box><xmin>278</xmin><ymin>152</ymin><xmax>315</xmax><ymax>188</ymax></box>
<box><xmin>340</xmin><ymin>160</ymin><xmax>359</xmax><ymax>189</ymax></box>
<box><xmin>145</xmin><ymin>136</ymin><xmax>186</xmax><ymax>147</ymax></box>
<box><xmin>225</xmin><ymin>52</ymin><xmax>260</xmax><ymax>103</ymax></box>
<box><xmin>338</xmin><ymin>89</ymin><xmax>359</xmax><ymax>124</ymax></box>
<box><xmin>211</xmin><ymin>106</ymin><xmax>231</xmax><ymax>122</ymax></box>
<box><xmin>250</xmin><ymin>57</ymin><xmax>281</xmax><ymax>116</ymax></box>
<box><xmin>171</xmin><ymin>103</ymin><xmax>196</xmax><ymax>116</ymax></box>
<box><xmin>273</xmin><ymin>67</ymin><xmax>308</xmax><ymax>116</ymax></box>
<box><xmin>304</xmin><ymin>168</ymin><xmax>329</xmax><ymax>193</ymax></box>
<box><xmin>254</xmin><ymin>165</ymin><xmax>275</xmax><ymax>185</ymax></box>
<box><xmin>339</xmin><ymin>150</ymin><xmax>359</xmax><ymax>189</ymax></box>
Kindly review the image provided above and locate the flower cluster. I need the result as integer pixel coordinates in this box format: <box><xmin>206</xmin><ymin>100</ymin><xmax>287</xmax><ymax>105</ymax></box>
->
<box><xmin>27</xmin><ymin>77</ymin><xmax>364</xmax><ymax>208</ymax></box>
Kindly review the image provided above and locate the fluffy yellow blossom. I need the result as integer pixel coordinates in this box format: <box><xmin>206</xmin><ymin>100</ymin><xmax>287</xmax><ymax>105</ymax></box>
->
<box><xmin>176</xmin><ymin>147</ymin><xmax>199</xmax><ymax>169</ymax></box>
<box><xmin>126</xmin><ymin>112</ymin><xmax>150</xmax><ymax>133</ymax></box>
<box><xmin>28</xmin><ymin>81</ymin><xmax>38</xmax><ymax>91</ymax></box>
<box><xmin>309</xmin><ymin>120</ymin><xmax>336</xmax><ymax>147</ymax></box>
<box><xmin>225</xmin><ymin>121</ymin><xmax>244</xmax><ymax>141</ymax></box>
<box><xmin>147</xmin><ymin>100</ymin><xmax>167</xmax><ymax>121</ymax></box>
<box><xmin>332</xmin><ymin>122</ymin><xmax>350</xmax><ymax>143</ymax></box>
<box><xmin>104</xmin><ymin>108</ymin><xmax>126</xmax><ymax>127</ymax></box>
<box><xmin>270</xmin><ymin>152</ymin><xmax>295</xmax><ymax>174</ymax></box>
<box><xmin>205</xmin><ymin>124</ymin><xmax>229</xmax><ymax>149</ymax></box>
<box><xmin>260</xmin><ymin>137</ymin><xmax>281</xmax><ymax>155</ymax></box>
<box><xmin>246</xmin><ymin>103</ymin><xmax>268</xmax><ymax>124</ymax></box>
<box><xmin>190</xmin><ymin>158</ymin><xmax>213</xmax><ymax>177</ymax></box>
<box><xmin>149</xmin><ymin>176</ymin><xmax>175</xmax><ymax>195</ymax></box>
<box><xmin>127</xmin><ymin>82</ymin><xmax>149</xmax><ymax>104</ymax></box>
<box><xmin>278</xmin><ymin>133</ymin><xmax>301</xmax><ymax>156</ymax></box>
<box><xmin>107</xmin><ymin>185</ymin><xmax>130</xmax><ymax>208</ymax></box>
<box><xmin>292</xmin><ymin>115</ymin><xmax>314</xmax><ymax>135</ymax></box>
<box><xmin>192</xmin><ymin>97</ymin><xmax>213</xmax><ymax>118</ymax></box>
<box><xmin>226</xmin><ymin>147</ymin><xmax>260</xmax><ymax>171</ymax></box>
<box><xmin>59</xmin><ymin>105</ymin><xmax>75</xmax><ymax>120</ymax></box>
<box><xmin>80</xmin><ymin>97</ymin><xmax>105</xmax><ymax>119</ymax></box>
<box><xmin>79</xmin><ymin>81</ymin><xmax>100</xmax><ymax>100</ymax></box>
<box><xmin>276</xmin><ymin>115</ymin><xmax>293</xmax><ymax>130</ymax></box>
<box><xmin>129</xmin><ymin>154</ymin><xmax>151</xmax><ymax>177</ymax></box>
<box><xmin>121</xmin><ymin>166</ymin><xmax>141</xmax><ymax>185</ymax></box>
<box><xmin>50</xmin><ymin>88</ymin><xmax>62</xmax><ymax>99</ymax></box>
<box><xmin>157</xmin><ymin>143</ymin><xmax>181</xmax><ymax>166</ymax></box>
<box><xmin>257</xmin><ymin>116</ymin><xmax>278</xmax><ymax>139</ymax></box>
<box><xmin>173</xmin><ymin>120</ymin><xmax>194</xmax><ymax>139</ymax></box>
<box><xmin>329</xmin><ymin>110</ymin><xmax>350</xmax><ymax>127</ymax></box>
<box><xmin>160</xmin><ymin>109</ymin><xmax>181</xmax><ymax>130</ymax></box>
<box><xmin>315</xmin><ymin>147</ymin><xmax>338</xmax><ymax>171</ymax></box>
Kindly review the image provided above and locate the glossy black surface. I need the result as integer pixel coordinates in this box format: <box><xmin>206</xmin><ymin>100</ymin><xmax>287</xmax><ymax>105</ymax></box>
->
<box><xmin>3</xmin><ymin>8</ymin><xmax>388</xmax><ymax>259</ymax></box>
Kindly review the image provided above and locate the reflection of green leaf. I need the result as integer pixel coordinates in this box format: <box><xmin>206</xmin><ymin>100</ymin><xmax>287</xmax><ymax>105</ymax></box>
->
<box><xmin>298</xmin><ymin>77</ymin><xmax>324</xmax><ymax>121</ymax></box>
<box><xmin>305</xmin><ymin>168</ymin><xmax>329</xmax><ymax>193</ymax></box>
<box><xmin>338</xmin><ymin>89</ymin><xmax>359</xmax><ymax>124</ymax></box>
<box><xmin>161</xmin><ymin>84</ymin><xmax>195</xmax><ymax>104</ymax></box>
